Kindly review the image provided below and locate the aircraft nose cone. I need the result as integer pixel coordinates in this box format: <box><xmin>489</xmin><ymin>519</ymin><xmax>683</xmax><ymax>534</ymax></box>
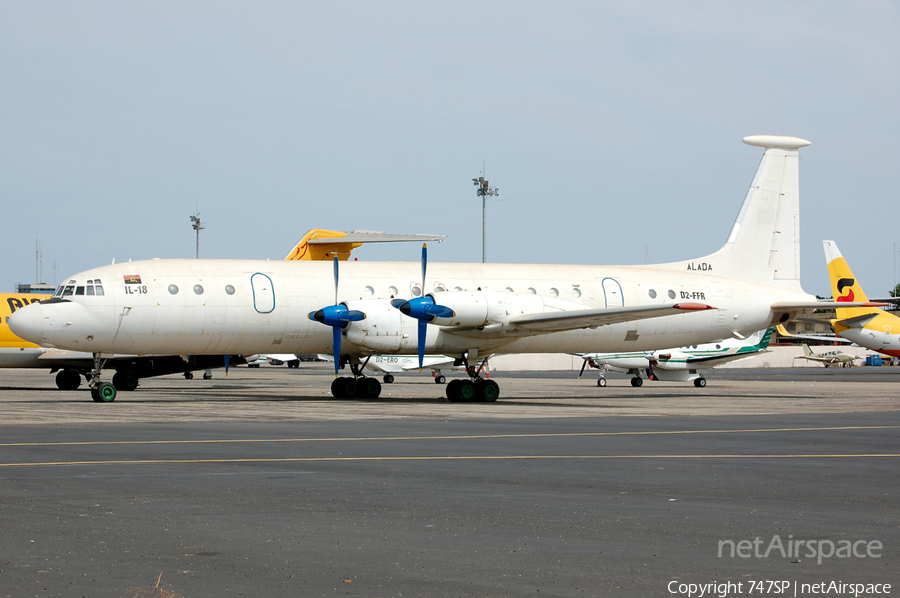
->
<box><xmin>8</xmin><ymin>302</ymin><xmax>45</xmax><ymax>344</ymax></box>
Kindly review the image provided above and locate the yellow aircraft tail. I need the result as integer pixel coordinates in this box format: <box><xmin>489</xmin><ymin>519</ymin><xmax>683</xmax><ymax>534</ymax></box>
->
<box><xmin>823</xmin><ymin>240</ymin><xmax>876</xmax><ymax>321</ymax></box>
<box><xmin>283</xmin><ymin>229</ymin><xmax>362</xmax><ymax>262</ymax></box>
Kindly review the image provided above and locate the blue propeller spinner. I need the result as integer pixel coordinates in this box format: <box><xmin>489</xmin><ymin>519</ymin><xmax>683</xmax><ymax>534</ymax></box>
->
<box><xmin>391</xmin><ymin>244</ymin><xmax>455</xmax><ymax>369</ymax></box>
<box><xmin>308</xmin><ymin>257</ymin><xmax>366</xmax><ymax>376</ymax></box>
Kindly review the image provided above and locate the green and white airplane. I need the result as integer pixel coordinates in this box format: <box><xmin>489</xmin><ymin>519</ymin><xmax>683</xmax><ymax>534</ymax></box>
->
<box><xmin>578</xmin><ymin>328</ymin><xmax>775</xmax><ymax>388</ymax></box>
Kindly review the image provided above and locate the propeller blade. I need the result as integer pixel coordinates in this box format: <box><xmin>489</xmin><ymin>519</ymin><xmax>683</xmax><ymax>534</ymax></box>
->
<box><xmin>332</xmin><ymin>326</ymin><xmax>342</xmax><ymax>377</ymax></box>
<box><xmin>421</xmin><ymin>244</ymin><xmax>427</xmax><ymax>291</ymax></box>
<box><xmin>578</xmin><ymin>359</ymin><xmax>587</xmax><ymax>378</ymax></box>
<box><xmin>333</xmin><ymin>257</ymin><xmax>339</xmax><ymax>306</ymax></box>
<box><xmin>417</xmin><ymin>319</ymin><xmax>427</xmax><ymax>370</ymax></box>
<box><xmin>390</xmin><ymin>298</ymin><xmax>406</xmax><ymax>308</ymax></box>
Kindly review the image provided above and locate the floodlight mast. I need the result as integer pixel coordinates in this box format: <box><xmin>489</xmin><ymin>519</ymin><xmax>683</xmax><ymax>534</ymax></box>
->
<box><xmin>472</xmin><ymin>168</ymin><xmax>498</xmax><ymax>263</ymax></box>
<box><xmin>190</xmin><ymin>209</ymin><xmax>205</xmax><ymax>259</ymax></box>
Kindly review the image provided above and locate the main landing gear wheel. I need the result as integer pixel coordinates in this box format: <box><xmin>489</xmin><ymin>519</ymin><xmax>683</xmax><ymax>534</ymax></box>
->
<box><xmin>383</xmin><ymin>374</ymin><xmax>395</xmax><ymax>384</ymax></box>
<box><xmin>55</xmin><ymin>369</ymin><xmax>82</xmax><ymax>391</ymax></box>
<box><xmin>630</xmin><ymin>377</ymin><xmax>643</xmax><ymax>387</ymax></box>
<box><xmin>597</xmin><ymin>377</ymin><xmax>607</xmax><ymax>388</ymax></box>
<box><xmin>202</xmin><ymin>372</ymin><xmax>213</xmax><ymax>380</ymax></box>
<box><xmin>694</xmin><ymin>377</ymin><xmax>707</xmax><ymax>388</ymax></box>
<box><xmin>112</xmin><ymin>371</ymin><xmax>139</xmax><ymax>391</ymax></box>
<box><xmin>90</xmin><ymin>382</ymin><xmax>117</xmax><ymax>403</ymax></box>
<box><xmin>331</xmin><ymin>377</ymin><xmax>358</xmax><ymax>399</ymax></box>
<box><xmin>435</xmin><ymin>375</ymin><xmax>446</xmax><ymax>384</ymax></box>
<box><xmin>184</xmin><ymin>371</ymin><xmax>194</xmax><ymax>380</ymax></box>
<box><xmin>478</xmin><ymin>379</ymin><xmax>500</xmax><ymax>402</ymax></box>
<box><xmin>357</xmin><ymin>377</ymin><xmax>382</xmax><ymax>399</ymax></box>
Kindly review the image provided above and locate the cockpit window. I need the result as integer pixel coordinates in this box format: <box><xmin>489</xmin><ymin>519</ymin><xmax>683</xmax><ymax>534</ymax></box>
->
<box><xmin>62</xmin><ymin>286</ymin><xmax>75</xmax><ymax>296</ymax></box>
<box><xmin>75</xmin><ymin>286</ymin><xmax>85</xmax><ymax>295</ymax></box>
<box><xmin>83</xmin><ymin>280</ymin><xmax>104</xmax><ymax>296</ymax></box>
<box><xmin>53</xmin><ymin>287</ymin><xmax>63</xmax><ymax>297</ymax></box>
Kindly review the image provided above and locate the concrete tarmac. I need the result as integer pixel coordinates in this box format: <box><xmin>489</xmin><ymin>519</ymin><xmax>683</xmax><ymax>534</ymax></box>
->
<box><xmin>0</xmin><ymin>365</ymin><xmax>897</xmax><ymax>597</ymax></box>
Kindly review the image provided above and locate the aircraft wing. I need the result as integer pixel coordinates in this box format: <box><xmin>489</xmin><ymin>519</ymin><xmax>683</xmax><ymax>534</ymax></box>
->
<box><xmin>775</xmin><ymin>324</ymin><xmax>852</xmax><ymax>344</ymax></box>
<box><xmin>508</xmin><ymin>303</ymin><xmax>714</xmax><ymax>333</ymax></box>
<box><xmin>772</xmin><ymin>301</ymin><xmax>889</xmax><ymax>311</ymax></box>
<box><xmin>398</xmin><ymin>357</ymin><xmax>455</xmax><ymax>371</ymax></box>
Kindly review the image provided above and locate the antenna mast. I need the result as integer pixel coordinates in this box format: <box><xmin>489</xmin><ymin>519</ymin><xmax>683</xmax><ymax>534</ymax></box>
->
<box><xmin>472</xmin><ymin>162</ymin><xmax>498</xmax><ymax>263</ymax></box>
<box><xmin>190</xmin><ymin>208</ymin><xmax>205</xmax><ymax>259</ymax></box>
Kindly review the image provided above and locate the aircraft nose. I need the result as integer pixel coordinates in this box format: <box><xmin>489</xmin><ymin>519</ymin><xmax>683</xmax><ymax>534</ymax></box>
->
<box><xmin>8</xmin><ymin>302</ymin><xmax>45</xmax><ymax>344</ymax></box>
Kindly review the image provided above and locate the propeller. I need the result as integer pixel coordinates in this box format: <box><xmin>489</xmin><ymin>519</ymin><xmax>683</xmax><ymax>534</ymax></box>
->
<box><xmin>578</xmin><ymin>358</ymin><xmax>588</xmax><ymax>378</ymax></box>
<box><xmin>392</xmin><ymin>244</ymin><xmax>454</xmax><ymax>369</ymax></box>
<box><xmin>308</xmin><ymin>257</ymin><xmax>366</xmax><ymax>376</ymax></box>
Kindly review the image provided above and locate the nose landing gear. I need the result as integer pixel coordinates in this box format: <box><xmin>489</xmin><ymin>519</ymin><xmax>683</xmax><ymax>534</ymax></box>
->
<box><xmin>89</xmin><ymin>353</ymin><xmax>117</xmax><ymax>402</ymax></box>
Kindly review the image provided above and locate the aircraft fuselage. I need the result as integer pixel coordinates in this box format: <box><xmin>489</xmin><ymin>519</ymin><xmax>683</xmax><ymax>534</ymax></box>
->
<box><xmin>12</xmin><ymin>258</ymin><xmax>811</xmax><ymax>358</ymax></box>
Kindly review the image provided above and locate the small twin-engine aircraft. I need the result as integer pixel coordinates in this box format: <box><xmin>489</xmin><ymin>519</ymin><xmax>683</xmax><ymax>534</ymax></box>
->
<box><xmin>578</xmin><ymin>327</ymin><xmax>774</xmax><ymax>388</ymax></box>
<box><xmin>11</xmin><ymin>135</ymin><xmax>881</xmax><ymax>403</ymax></box>
<box><xmin>1</xmin><ymin>292</ymin><xmax>239</xmax><ymax>391</ymax></box>
<box><xmin>793</xmin><ymin>344</ymin><xmax>860</xmax><ymax>368</ymax></box>
<box><xmin>823</xmin><ymin>240</ymin><xmax>900</xmax><ymax>358</ymax></box>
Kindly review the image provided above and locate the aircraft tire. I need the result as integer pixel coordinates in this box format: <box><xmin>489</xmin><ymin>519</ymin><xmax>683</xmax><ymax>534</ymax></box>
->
<box><xmin>288</xmin><ymin>360</ymin><xmax>300</xmax><ymax>368</ymax></box>
<box><xmin>112</xmin><ymin>371</ymin><xmax>139</xmax><ymax>391</ymax></box>
<box><xmin>357</xmin><ymin>377</ymin><xmax>382</xmax><ymax>399</ymax></box>
<box><xmin>597</xmin><ymin>377</ymin><xmax>607</xmax><ymax>388</ymax></box>
<box><xmin>478</xmin><ymin>379</ymin><xmax>500</xmax><ymax>402</ymax></box>
<box><xmin>630</xmin><ymin>377</ymin><xmax>643</xmax><ymax>388</ymax></box>
<box><xmin>248</xmin><ymin>364</ymin><xmax>260</xmax><ymax>368</ymax></box>
<box><xmin>331</xmin><ymin>377</ymin><xmax>357</xmax><ymax>399</ymax></box>
<box><xmin>184</xmin><ymin>371</ymin><xmax>194</xmax><ymax>380</ymax></box>
<box><xmin>446</xmin><ymin>379</ymin><xmax>462</xmax><ymax>402</ymax></box>
<box><xmin>92</xmin><ymin>382</ymin><xmax>117</xmax><ymax>403</ymax></box>
<box><xmin>56</xmin><ymin>369</ymin><xmax>82</xmax><ymax>391</ymax></box>
<box><xmin>435</xmin><ymin>375</ymin><xmax>446</xmax><ymax>384</ymax></box>
<box><xmin>694</xmin><ymin>377</ymin><xmax>707</xmax><ymax>388</ymax></box>
<box><xmin>383</xmin><ymin>374</ymin><xmax>395</xmax><ymax>384</ymax></box>
<box><xmin>202</xmin><ymin>372</ymin><xmax>213</xmax><ymax>380</ymax></box>
<box><xmin>458</xmin><ymin>380</ymin><xmax>477</xmax><ymax>402</ymax></box>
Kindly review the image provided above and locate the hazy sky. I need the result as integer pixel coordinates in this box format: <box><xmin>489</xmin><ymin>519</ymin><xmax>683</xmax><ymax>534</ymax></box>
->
<box><xmin>2</xmin><ymin>2</ymin><xmax>898</xmax><ymax>297</ymax></box>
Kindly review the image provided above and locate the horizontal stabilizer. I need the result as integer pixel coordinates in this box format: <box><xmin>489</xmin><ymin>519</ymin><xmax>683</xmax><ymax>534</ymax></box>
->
<box><xmin>509</xmin><ymin>303</ymin><xmax>714</xmax><ymax>333</ymax></box>
<box><xmin>834</xmin><ymin>313</ymin><xmax>880</xmax><ymax>329</ymax></box>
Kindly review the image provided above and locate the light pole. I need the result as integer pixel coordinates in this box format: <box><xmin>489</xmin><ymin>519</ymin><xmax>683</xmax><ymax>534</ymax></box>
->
<box><xmin>190</xmin><ymin>210</ymin><xmax>205</xmax><ymax>259</ymax></box>
<box><xmin>472</xmin><ymin>171</ymin><xmax>498</xmax><ymax>263</ymax></box>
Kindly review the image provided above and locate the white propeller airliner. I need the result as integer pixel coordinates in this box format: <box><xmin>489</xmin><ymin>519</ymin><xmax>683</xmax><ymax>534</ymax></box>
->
<box><xmin>11</xmin><ymin>135</ymin><xmax>877</xmax><ymax>403</ymax></box>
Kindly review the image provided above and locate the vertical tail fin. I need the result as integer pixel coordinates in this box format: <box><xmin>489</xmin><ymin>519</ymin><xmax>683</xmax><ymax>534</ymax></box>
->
<box><xmin>823</xmin><ymin>240</ymin><xmax>880</xmax><ymax>321</ymax></box>
<box><xmin>683</xmin><ymin>135</ymin><xmax>811</xmax><ymax>290</ymax></box>
<box><xmin>802</xmin><ymin>344</ymin><xmax>814</xmax><ymax>357</ymax></box>
<box><xmin>756</xmin><ymin>327</ymin><xmax>775</xmax><ymax>350</ymax></box>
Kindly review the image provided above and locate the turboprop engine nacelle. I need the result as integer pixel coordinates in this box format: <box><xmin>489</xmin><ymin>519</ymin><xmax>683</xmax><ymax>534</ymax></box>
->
<box><xmin>342</xmin><ymin>299</ymin><xmax>416</xmax><ymax>353</ymax></box>
<box><xmin>425</xmin><ymin>290</ymin><xmax>576</xmax><ymax>328</ymax></box>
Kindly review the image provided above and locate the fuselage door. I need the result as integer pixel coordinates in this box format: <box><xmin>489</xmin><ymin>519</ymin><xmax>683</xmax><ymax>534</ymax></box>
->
<box><xmin>251</xmin><ymin>273</ymin><xmax>276</xmax><ymax>314</ymax></box>
<box><xmin>602</xmin><ymin>278</ymin><xmax>624</xmax><ymax>308</ymax></box>
<box><xmin>885</xmin><ymin>325</ymin><xmax>893</xmax><ymax>345</ymax></box>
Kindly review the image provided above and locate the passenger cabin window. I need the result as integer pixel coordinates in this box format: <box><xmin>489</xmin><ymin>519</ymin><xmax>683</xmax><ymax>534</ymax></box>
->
<box><xmin>225</xmin><ymin>285</ymin><xmax>235</xmax><ymax>295</ymax></box>
<box><xmin>194</xmin><ymin>284</ymin><xmax>204</xmax><ymax>295</ymax></box>
<box><xmin>168</xmin><ymin>285</ymin><xmax>179</xmax><ymax>295</ymax></box>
